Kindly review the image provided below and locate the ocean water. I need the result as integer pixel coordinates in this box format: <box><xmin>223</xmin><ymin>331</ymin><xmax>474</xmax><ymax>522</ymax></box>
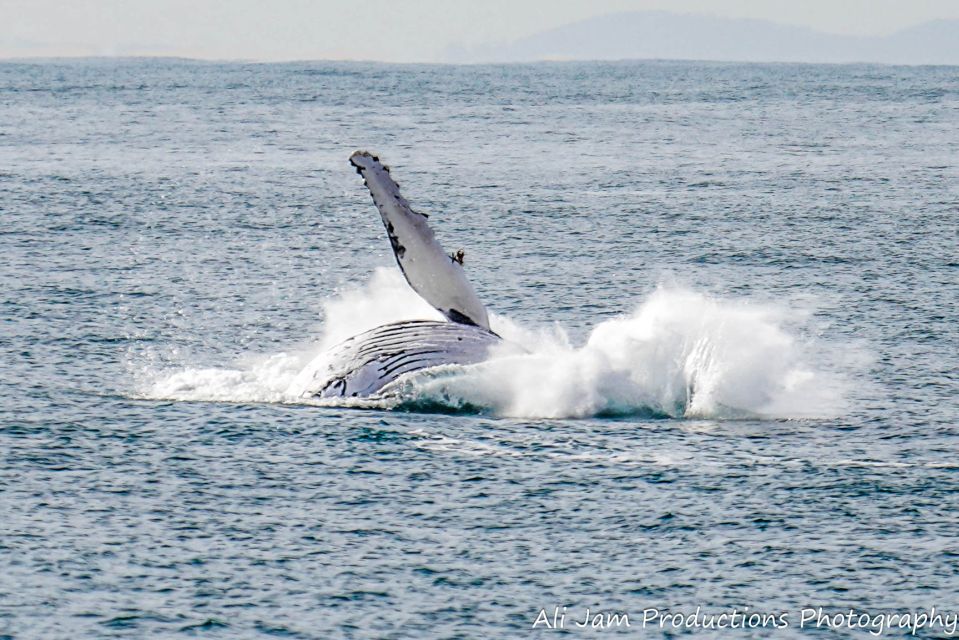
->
<box><xmin>1</xmin><ymin>59</ymin><xmax>958</xmax><ymax>638</ymax></box>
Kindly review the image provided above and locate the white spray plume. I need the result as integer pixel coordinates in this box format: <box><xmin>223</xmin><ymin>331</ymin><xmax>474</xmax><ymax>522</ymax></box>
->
<box><xmin>140</xmin><ymin>269</ymin><xmax>849</xmax><ymax>420</ymax></box>
<box><xmin>315</xmin><ymin>268</ymin><xmax>443</xmax><ymax>352</ymax></box>
<box><xmin>405</xmin><ymin>286</ymin><xmax>846</xmax><ymax>419</ymax></box>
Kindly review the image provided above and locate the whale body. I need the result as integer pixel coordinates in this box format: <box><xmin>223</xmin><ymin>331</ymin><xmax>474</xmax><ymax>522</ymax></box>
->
<box><xmin>299</xmin><ymin>152</ymin><xmax>507</xmax><ymax>399</ymax></box>
<box><xmin>307</xmin><ymin>320</ymin><xmax>503</xmax><ymax>399</ymax></box>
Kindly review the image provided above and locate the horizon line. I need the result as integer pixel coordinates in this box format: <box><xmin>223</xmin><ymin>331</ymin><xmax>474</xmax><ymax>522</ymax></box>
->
<box><xmin>2</xmin><ymin>54</ymin><xmax>958</xmax><ymax>69</ymax></box>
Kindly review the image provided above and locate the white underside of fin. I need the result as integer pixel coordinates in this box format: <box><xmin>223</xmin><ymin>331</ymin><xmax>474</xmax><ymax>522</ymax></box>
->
<box><xmin>349</xmin><ymin>151</ymin><xmax>490</xmax><ymax>330</ymax></box>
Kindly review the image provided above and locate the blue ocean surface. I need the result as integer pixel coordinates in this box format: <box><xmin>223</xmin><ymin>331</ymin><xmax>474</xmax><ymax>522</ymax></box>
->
<box><xmin>1</xmin><ymin>59</ymin><xmax>957</xmax><ymax>638</ymax></box>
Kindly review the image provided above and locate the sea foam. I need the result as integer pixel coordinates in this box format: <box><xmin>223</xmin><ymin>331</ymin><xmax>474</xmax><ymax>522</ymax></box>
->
<box><xmin>140</xmin><ymin>268</ymin><xmax>847</xmax><ymax>419</ymax></box>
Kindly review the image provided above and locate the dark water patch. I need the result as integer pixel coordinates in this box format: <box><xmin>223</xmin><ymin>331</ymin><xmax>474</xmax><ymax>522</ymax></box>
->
<box><xmin>179</xmin><ymin>618</ymin><xmax>229</xmax><ymax>633</ymax></box>
<box><xmin>389</xmin><ymin>397</ymin><xmax>492</xmax><ymax>416</ymax></box>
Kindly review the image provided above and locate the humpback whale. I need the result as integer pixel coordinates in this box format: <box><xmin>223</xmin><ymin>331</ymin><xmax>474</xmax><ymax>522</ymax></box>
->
<box><xmin>299</xmin><ymin>151</ymin><xmax>509</xmax><ymax>399</ymax></box>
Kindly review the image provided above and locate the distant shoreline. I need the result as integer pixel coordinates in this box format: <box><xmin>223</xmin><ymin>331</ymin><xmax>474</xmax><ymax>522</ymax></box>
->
<box><xmin>1</xmin><ymin>55</ymin><xmax>958</xmax><ymax>69</ymax></box>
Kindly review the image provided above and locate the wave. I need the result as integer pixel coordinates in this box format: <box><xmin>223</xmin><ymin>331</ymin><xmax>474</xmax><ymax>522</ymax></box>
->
<box><xmin>136</xmin><ymin>268</ymin><xmax>850</xmax><ymax>420</ymax></box>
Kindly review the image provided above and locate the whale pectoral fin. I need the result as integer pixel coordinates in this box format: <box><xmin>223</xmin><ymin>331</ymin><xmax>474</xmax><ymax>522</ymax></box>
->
<box><xmin>350</xmin><ymin>151</ymin><xmax>490</xmax><ymax>330</ymax></box>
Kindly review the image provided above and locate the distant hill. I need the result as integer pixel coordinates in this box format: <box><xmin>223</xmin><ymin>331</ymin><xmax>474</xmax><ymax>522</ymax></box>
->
<box><xmin>446</xmin><ymin>11</ymin><xmax>959</xmax><ymax>65</ymax></box>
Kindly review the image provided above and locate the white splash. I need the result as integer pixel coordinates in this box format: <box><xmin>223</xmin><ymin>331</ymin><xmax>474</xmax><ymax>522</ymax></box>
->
<box><xmin>137</xmin><ymin>268</ymin><xmax>849</xmax><ymax>420</ymax></box>
<box><xmin>401</xmin><ymin>287</ymin><xmax>847</xmax><ymax>419</ymax></box>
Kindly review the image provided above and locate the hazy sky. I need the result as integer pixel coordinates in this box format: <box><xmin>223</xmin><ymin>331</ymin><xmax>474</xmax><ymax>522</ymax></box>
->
<box><xmin>3</xmin><ymin>0</ymin><xmax>959</xmax><ymax>62</ymax></box>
